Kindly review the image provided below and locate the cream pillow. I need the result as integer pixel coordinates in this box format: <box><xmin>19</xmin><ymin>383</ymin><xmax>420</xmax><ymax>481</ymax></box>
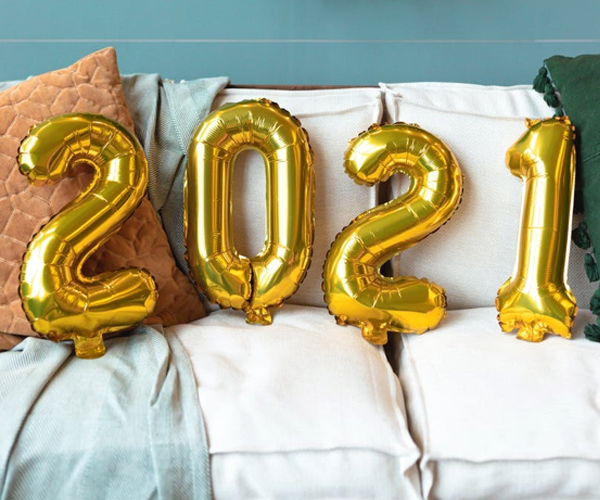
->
<box><xmin>396</xmin><ymin>307</ymin><xmax>600</xmax><ymax>500</ymax></box>
<box><xmin>211</xmin><ymin>88</ymin><xmax>383</xmax><ymax>308</ymax></box>
<box><xmin>170</xmin><ymin>304</ymin><xmax>422</xmax><ymax>500</ymax></box>
<box><xmin>381</xmin><ymin>82</ymin><xmax>595</xmax><ymax>310</ymax></box>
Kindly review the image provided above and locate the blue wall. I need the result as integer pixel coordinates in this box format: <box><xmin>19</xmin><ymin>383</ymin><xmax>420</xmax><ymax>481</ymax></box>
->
<box><xmin>1</xmin><ymin>0</ymin><xmax>599</xmax><ymax>85</ymax></box>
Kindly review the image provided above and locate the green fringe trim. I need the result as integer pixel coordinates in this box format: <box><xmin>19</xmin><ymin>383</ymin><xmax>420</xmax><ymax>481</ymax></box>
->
<box><xmin>533</xmin><ymin>67</ymin><xmax>549</xmax><ymax>93</ymax></box>
<box><xmin>591</xmin><ymin>288</ymin><xmax>600</xmax><ymax>316</ymax></box>
<box><xmin>543</xmin><ymin>83</ymin><xmax>560</xmax><ymax>108</ymax></box>
<box><xmin>572</xmin><ymin>222</ymin><xmax>591</xmax><ymax>249</ymax></box>
<box><xmin>584</xmin><ymin>323</ymin><xmax>600</xmax><ymax>342</ymax></box>
<box><xmin>586</xmin><ymin>291</ymin><xmax>600</xmax><ymax>342</ymax></box>
<box><xmin>585</xmin><ymin>253</ymin><xmax>599</xmax><ymax>282</ymax></box>
<box><xmin>533</xmin><ymin>64</ymin><xmax>563</xmax><ymax>116</ymax></box>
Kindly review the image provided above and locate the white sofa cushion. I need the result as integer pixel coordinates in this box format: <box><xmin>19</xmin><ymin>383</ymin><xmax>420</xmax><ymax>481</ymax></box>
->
<box><xmin>380</xmin><ymin>82</ymin><xmax>595</xmax><ymax>310</ymax></box>
<box><xmin>169</xmin><ymin>304</ymin><xmax>421</xmax><ymax>500</ymax></box>
<box><xmin>211</xmin><ymin>88</ymin><xmax>383</xmax><ymax>308</ymax></box>
<box><xmin>396</xmin><ymin>307</ymin><xmax>600</xmax><ymax>500</ymax></box>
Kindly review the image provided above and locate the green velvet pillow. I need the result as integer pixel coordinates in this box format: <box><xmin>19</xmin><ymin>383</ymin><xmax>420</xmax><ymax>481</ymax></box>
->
<box><xmin>534</xmin><ymin>55</ymin><xmax>600</xmax><ymax>340</ymax></box>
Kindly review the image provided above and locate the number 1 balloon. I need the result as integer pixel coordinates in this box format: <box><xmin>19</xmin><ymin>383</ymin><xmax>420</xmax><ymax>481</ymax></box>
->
<box><xmin>496</xmin><ymin>116</ymin><xmax>577</xmax><ymax>341</ymax></box>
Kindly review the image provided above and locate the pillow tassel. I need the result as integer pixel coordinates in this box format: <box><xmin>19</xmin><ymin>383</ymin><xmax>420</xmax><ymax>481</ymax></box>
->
<box><xmin>533</xmin><ymin>67</ymin><xmax>550</xmax><ymax>93</ymax></box>
<box><xmin>584</xmin><ymin>322</ymin><xmax>600</xmax><ymax>342</ymax></box>
<box><xmin>586</xmin><ymin>288</ymin><xmax>600</xmax><ymax>342</ymax></box>
<box><xmin>532</xmin><ymin>65</ymin><xmax>563</xmax><ymax>115</ymax></box>
<box><xmin>543</xmin><ymin>83</ymin><xmax>562</xmax><ymax>109</ymax></box>
<box><xmin>590</xmin><ymin>288</ymin><xmax>600</xmax><ymax>314</ymax></box>
<box><xmin>572</xmin><ymin>221</ymin><xmax>591</xmax><ymax>249</ymax></box>
<box><xmin>584</xmin><ymin>253</ymin><xmax>600</xmax><ymax>282</ymax></box>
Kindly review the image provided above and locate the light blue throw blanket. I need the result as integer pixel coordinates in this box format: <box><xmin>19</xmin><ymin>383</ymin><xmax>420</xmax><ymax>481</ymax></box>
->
<box><xmin>121</xmin><ymin>74</ymin><xmax>229</xmax><ymax>278</ymax></box>
<box><xmin>0</xmin><ymin>328</ymin><xmax>210</xmax><ymax>500</ymax></box>
<box><xmin>0</xmin><ymin>74</ymin><xmax>229</xmax><ymax>500</ymax></box>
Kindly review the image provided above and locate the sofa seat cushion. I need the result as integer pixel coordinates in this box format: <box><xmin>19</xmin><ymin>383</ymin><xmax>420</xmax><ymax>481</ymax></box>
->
<box><xmin>168</xmin><ymin>305</ymin><xmax>421</xmax><ymax>500</ymax></box>
<box><xmin>396</xmin><ymin>308</ymin><xmax>600</xmax><ymax>500</ymax></box>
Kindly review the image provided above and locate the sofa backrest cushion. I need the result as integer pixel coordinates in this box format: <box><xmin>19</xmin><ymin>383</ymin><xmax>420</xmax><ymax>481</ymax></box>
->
<box><xmin>210</xmin><ymin>88</ymin><xmax>383</xmax><ymax>308</ymax></box>
<box><xmin>380</xmin><ymin>82</ymin><xmax>595</xmax><ymax>310</ymax></box>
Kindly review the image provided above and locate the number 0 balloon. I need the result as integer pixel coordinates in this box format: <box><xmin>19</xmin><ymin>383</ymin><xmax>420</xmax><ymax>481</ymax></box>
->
<box><xmin>496</xmin><ymin>116</ymin><xmax>577</xmax><ymax>341</ymax></box>
<box><xmin>18</xmin><ymin>113</ymin><xmax>158</xmax><ymax>359</ymax></box>
<box><xmin>185</xmin><ymin>99</ymin><xmax>314</xmax><ymax>324</ymax></box>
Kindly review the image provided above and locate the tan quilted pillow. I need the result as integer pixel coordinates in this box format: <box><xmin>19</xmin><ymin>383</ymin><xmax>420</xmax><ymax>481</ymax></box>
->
<box><xmin>0</xmin><ymin>47</ymin><xmax>205</xmax><ymax>350</ymax></box>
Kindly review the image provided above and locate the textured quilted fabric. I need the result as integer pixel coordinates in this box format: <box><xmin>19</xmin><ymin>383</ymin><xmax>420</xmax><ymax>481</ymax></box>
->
<box><xmin>0</xmin><ymin>47</ymin><xmax>205</xmax><ymax>350</ymax></box>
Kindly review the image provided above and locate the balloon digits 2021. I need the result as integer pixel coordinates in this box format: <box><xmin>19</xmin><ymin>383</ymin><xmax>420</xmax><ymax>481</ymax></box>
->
<box><xmin>323</xmin><ymin>123</ymin><xmax>463</xmax><ymax>345</ymax></box>
<box><xmin>18</xmin><ymin>113</ymin><xmax>158</xmax><ymax>359</ymax></box>
<box><xmin>185</xmin><ymin>99</ymin><xmax>315</xmax><ymax>325</ymax></box>
<box><xmin>496</xmin><ymin>116</ymin><xmax>578</xmax><ymax>342</ymax></box>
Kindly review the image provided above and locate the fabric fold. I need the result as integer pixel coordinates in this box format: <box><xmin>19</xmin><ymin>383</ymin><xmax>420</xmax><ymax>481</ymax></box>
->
<box><xmin>0</xmin><ymin>327</ymin><xmax>212</xmax><ymax>500</ymax></box>
<box><xmin>121</xmin><ymin>74</ymin><xmax>229</xmax><ymax>277</ymax></box>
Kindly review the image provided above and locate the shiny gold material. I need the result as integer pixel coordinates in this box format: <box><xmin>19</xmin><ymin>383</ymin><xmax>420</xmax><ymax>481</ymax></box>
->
<box><xmin>496</xmin><ymin>116</ymin><xmax>577</xmax><ymax>342</ymax></box>
<box><xmin>18</xmin><ymin>113</ymin><xmax>158</xmax><ymax>359</ymax></box>
<box><xmin>323</xmin><ymin>123</ymin><xmax>463</xmax><ymax>345</ymax></box>
<box><xmin>185</xmin><ymin>99</ymin><xmax>314</xmax><ymax>324</ymax></box>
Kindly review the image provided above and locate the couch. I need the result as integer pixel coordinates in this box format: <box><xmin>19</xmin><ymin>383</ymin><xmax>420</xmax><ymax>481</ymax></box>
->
<box><xmin>173</xmin><ymin>83</ymin><xmax>600</xmax><ymax>500</ymax></box>
<box><xmin>2</xmin><ymin>50</ymin><xmax>599</xmax><ymax>500</ymax></box>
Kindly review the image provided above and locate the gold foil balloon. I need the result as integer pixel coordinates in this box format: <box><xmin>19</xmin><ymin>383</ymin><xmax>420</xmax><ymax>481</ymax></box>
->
<box><xmin>323</xmin><ymin>123</ymin><xmax>463</xmax><ymax>345</ymax></box>
<box><xmin>185</xmin><ymin>99</ymin><xmax>314</xmax><ymax>325</ymax></box>
<box><xmin>496</xmin><ymin>116</ymin><xmax>577</xmax><ymax>342</ymax></box>
<box><xmin>18</xmin><ymin>113</ymin><xmax>158</xmax><ymax>359</ymax></box>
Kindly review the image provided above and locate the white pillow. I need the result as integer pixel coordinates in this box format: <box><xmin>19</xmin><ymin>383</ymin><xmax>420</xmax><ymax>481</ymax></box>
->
<box><xmin>380</xmin><ymin>82</ymin><xmax>595</xmax><ymax>310</ymax></box>
<box><xmin>210</xmin><ymin>88</ymin><xmax>383</xmax><ymax>308</ymax></box>
<box><xmin>169</xmin><ymin>305</ymin><xmax>421</xmax><ymax>499</ymax></box>
<box><xmin>396</xmin><ymin>307</ymin><xmax>600</xmax><ymax>500</ymax></box>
